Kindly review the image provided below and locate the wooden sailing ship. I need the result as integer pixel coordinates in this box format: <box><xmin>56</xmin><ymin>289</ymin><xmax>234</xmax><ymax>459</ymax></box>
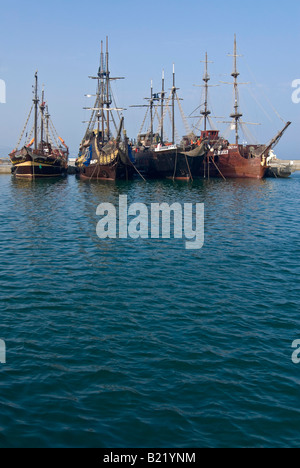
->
<box><xmin>76</xmin><ymin>38</ymin><xmax>134</xmax><ymax>181</ymax></box>
<box><xmin>205</xmin><ymin>35</ymin><xmax>291</xmax><ymax>180</ymax></box>
<box><xmin>135</xmin><ymin>37</ymin><xmax>291</xmax><ymax>181</ymax></box>
<box><xmin>134</xmin><ymin>66</ymin><xmax>209</xmax><ymax>181</ymax></box>
<box><xmin>10</xmin><ymin>72</ymin><xmax>68</xmax><ymax>178</ymax></box>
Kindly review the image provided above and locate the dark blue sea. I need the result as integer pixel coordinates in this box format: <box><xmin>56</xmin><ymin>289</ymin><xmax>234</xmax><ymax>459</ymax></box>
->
<box><xmin>0</xmin><ymin>173</ymin><xmax>299</xmax><ymax>448</ymax></box>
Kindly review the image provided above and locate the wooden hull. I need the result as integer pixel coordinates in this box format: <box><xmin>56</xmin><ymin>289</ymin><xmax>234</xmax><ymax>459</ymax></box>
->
<box><xmin>12</xmin><ymin>161</ymin><xmax>67</xmax><ymax>178</ymax></box>
<box><xmin>207</xmin><ymin>145</ymin><xmax>267</xmax><ymax>180</ymax></box>
<box><xmin>77</xmin><ymin>133</ymin><xmax>135</xmax><ymax>182</ymax></box>
<box><xmin>10</xmin><ymin>148</ymin><xmax>68</xmax><ymax>179</ymax></box>
<box><xmin>78</xmin><ymin>158</ymin><xmax>134</xmax><ymax>181</ymax></box>
<box><xmin>135</xmin><ymin>148</ymin><xmax>205</xmax><ymax>180</ymax></box>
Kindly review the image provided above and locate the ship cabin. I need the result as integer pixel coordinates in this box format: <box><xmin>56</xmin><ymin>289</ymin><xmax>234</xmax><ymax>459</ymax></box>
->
<box><xmin>200</xmin><ymin>130</ymin><xmax>220</xmax><ymax>143</ymax></box>
<box><xmin>137</xmin><ymin>133</ymin><xmax>161</xmax><ymax>148</ymax></box>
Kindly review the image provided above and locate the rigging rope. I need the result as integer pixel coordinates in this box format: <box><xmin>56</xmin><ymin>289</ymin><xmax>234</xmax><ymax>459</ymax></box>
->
<box><xmin>153</xmin><ymin>104</ymin><xmax>161</xmax><ymax>125</ymax></box>
<box><xmin>240</xmin><ymin>122</ymin><xmax>258</xmax><ymax>145</ymax></box>
<box><xmin>176</xmin><ymin>93</ymin><xmax>191</xmax><ymax>135</ymax></box>
<box><xmin>111</xmin><ymin>82</ymin><xmax>122</xmax><ymax>125</ymax></box>
<box><xmin>109</xmin><ymin>103</ymin><xmax>119</xmax><ymax>135</ymax></box>
<box><xmin>166</xmin><ymin>104</ymin><xmax>180</xmax><ymax>143</ymax></box>
<box><xmin>244</xmin><ymin>60</ymin><xmax>285</xmax><ymax>123</ymax></box>
<box><xmin>85</xmin><ymin>92</ymin><xmax>100</xmax><ymax>138</ymax></box>
<box><xmin>192</xmin><ymin>116</ymin><xmax>204</xmax><ymax>134</ymax></box>
<box><xmin>144</xmin><ymin>103</ymin><xmax>161</xmax><ymax>140</ymax></box>
<box><xmin>155</xmin><ymin>94</ymin><xmax>171</xmax><ymax>140</ymax></box>
<box><xmin>40</xmin><ymin>110</ymin><xmax>64</xmax><ymax>158</ymax></box>
<box><xmin>48</xmin><ymin>117</ymin><xmax>66</xmax><ymax>157</ymax></box>
<box><xmin>40</xmin><ymin>112</ymin><xmax>56</xmax><ymax>151</ymax></box>
<box><xmin>207</xmin><ymin>116</ymin><xmax>217</xmax><ymax>131</ymax></box>
<box><xmin>138</xmin><ymin>106</ymin><xmax>149</xmax><ymax>137</ymax></box>
<box><xmin>15</xmin><ymin>104</ymin><xmax>34</xmax><ymax>149</ymax></box>
<box><xmin>25</xmin><ymin>125</ymin><xmax>35</xmax><ymax>146</ymax></box>
<box><xmin>245</xmin><ymin>86</ymin><xmax>273</xmax><ymax>123</ymax></box>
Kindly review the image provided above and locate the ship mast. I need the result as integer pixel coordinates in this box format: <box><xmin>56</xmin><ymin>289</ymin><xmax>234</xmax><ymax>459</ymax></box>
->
<box><xmin>150</xmin><ymin>81</ymin><xmax>154</xmax><ymax>145</ymax></box>
<box><xmin>172</xmin><ymin>64</ymin><xmax>176</xmax><ymax>144</ymax></box>
<box><xmin>83</xmin><ymin>37</ymin><xmax>123</xmax><ymax>145</ymax></box>
<box><xmin>161</xmin><ymin>70</ymin><xmax>165</xmax><ymax>143</ymax></box>
<box><xmin>201</xmin><ymin>53</ymin><xmax>212</xmax><ymax>132</ymax></box>
<box><xmin>130</xmin><ymin>80</ymin><xmax>159</xmax><ymax>146</ymax></box>
<box><xmin>192</xmin><ymin>54</ymin><xmax>216</xmax><ymax>135</ymax></box>
<box><xmin>105</xmin><ymin>36</ymin><xmax>112</xmax><ymax>140</ymax></box>
<box><xmin>33</xmin><ymin>71</ymin><xmax>39</xmax><ymax>151</ymax></box>
<box><xmin>40</xmin><ymin>86</ymin><xmax>45</xmax><ymax>150</ymax></box>
<box><xmin>230</xmin><ymin>35</ymin><xmax>243</xmax><ymax>144</ymax></box>
<box><xmin>100</xmin><ymin>41</ymin><xmax>105</xmax><ymax>144</ymax></box>
<box><xmin>45</xmin><ymin>105</ymin><xmax>50</xmax><ymax>145</ymax></box>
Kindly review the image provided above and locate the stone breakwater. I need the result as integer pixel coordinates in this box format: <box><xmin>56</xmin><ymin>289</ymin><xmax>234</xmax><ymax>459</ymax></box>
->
<box><xmin>0</xmin><ymin>160</ymin><xmax>11</xmax><ymax>174</ymax></box>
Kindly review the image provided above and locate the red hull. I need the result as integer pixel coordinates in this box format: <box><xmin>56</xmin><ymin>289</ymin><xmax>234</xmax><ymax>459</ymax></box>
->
<box><xmin>211</xmin><ymin>145</ymin><xmax>267</xmax><ymax>179</ymax></box>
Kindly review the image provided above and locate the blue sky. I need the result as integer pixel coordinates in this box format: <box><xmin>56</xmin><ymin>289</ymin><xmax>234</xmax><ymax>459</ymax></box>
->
<box><xmin>0</xmin><ymin>0</ymin><xmax>299</xmax><ymax>158</ymax></box>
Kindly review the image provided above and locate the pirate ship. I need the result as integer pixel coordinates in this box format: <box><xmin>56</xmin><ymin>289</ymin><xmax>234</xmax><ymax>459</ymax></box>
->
<box><xmin>135</xmin><ymin>36</ymin><xmax>291</xmax><ymax>181</ymax></box>
<box><xmin>76</xmin><ymin>38</ymin><xmax>134</xmax><ymax>181</ymax></box>
<box><xmin>205</xmin><ymin>35</ymin><xmax>291</xmax><ymax>179</ymax></box>
<box><xmin>10</xmin><ymin>72</ymin><xmax>68</xmax><ymax>178</ymax></box>
<box><xmin>134</xmin><ymin>66</ymin><xmax>209</xmax><ymax>181</ymax></box>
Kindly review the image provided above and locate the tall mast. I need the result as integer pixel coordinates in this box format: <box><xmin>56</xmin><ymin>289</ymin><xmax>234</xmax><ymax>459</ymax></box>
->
<box><xmin>45</xmin><ymin>105</ymin><xmax>50</xmax><ymax>145</ymax></box>
<box><xmin>83</xmin><ymin>39</ymin><xmax>124</xmax><ymax>145</ymax></box>
<box><xmin>201</xmin><ymin>53</ymin><xmax>211</xmax><ymax>132</ymax></box>
<box><xmin>100</xmin><ymin>41</ymin><xmax>105</xmax><ymax>144</ymax></box>
<box><xmin>96</xmin><ymin>63</ymin><xmax>101</xmax><ymax>136</ymax></box>
<box><xmin>106</xmin><ymin>36</ymin><xmax>111</xmax><ymax>141</ymax></box>
<box><xmin>40</xmin><ymin>86</ymin><xmax>45</xmax><ymax>149</ymax></box>
<box><xmin>172</xmin><ymin>64</ymin><xmax>176</xmax><ymax>144</ymax></box>
<box><xmin>161</xmin><ymin>70</ymin><xmax>165</xmax><ymax>143</ymax></box>
<box><xmin>33</xmin><ymin>71</ymin><xmax>39</xmax><ymax>151</ymax></box>
<box><xmin>230</xmin><ymin>34</ymin><xmax>243</xmax><ymax>145</ymax></box>
<box><xmin>150</xmin><ymin>80</ymin><xmax>154</xmax><ymax>145</ymax></box>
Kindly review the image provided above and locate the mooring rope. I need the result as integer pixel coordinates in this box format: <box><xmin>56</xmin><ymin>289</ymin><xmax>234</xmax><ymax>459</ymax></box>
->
<box><xmin>184</xmin><ymin>154</ymin><xmax>193</xmax><ymax>182</ymax></box>
<box><xmin>209</xmin><ymin>155</ymin><xmax>226</xmax><ymax>180</ymax></box>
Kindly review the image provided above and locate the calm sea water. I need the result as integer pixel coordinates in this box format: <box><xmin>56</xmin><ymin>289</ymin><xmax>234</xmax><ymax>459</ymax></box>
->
<box><xmin>0</xmin><ymin>173</ymin><xmax>299</xmax><ymax>448</ymax></box>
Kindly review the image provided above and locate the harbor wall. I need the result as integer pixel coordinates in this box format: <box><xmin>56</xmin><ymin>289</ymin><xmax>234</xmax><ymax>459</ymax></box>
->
<box><xmin>274</xmin><ymin>160</ymin><xmax>300</xmax><ymax>172</ymax></box>
<box><xmin>0</xmin><ymin>161</ymin><xmax>12</xmax><ymax>174</ymax></box>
